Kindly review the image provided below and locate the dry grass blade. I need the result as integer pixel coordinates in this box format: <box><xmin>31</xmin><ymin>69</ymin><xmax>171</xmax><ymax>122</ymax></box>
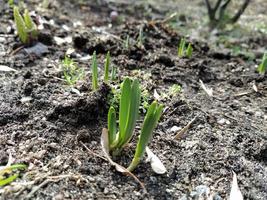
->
<box><xmin>101</xmin><ymin>128</ymin><xmax>146</xmax><ymax>191</ymax></box>
<box><xmin>199</xmin><ymin>80</ymin><xmax>213</xmax><ymax>97</ymax></box>
<box><xmin>173</xmin><ymin>116</ymin><xmax>197</xmax><ymax>140</ymax></box>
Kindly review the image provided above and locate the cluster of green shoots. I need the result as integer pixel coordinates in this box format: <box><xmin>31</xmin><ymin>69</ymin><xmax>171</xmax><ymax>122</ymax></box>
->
<box><xmin>61</xmin><ymin>56</ymin><xmax>84</xmax><ymax>86</ymax></box>
<box><xmin>107</xmin><ymin>78</ymin><xmax>163</xmax><ymax>171</ymax></box>
<box><xmin>91</xmin><ymin>51</ymin><xmax>116</xmax><ymax>91</ymax></box>
<box><xmin>178</xmin><ymin>38</ymin><xmax>193</xmax><ymax>58</ymax></box>
<box><xmin>0</xmin><ymin>164</ymin><xmax>27</xmax><ymax>187</ymax></box>
<box><xmin>257</xmin><ymin>53</ymin><xmax>267</xmax><ymax>74</ymax></box>
<box><xmin>13</xmin><ymin>6</ymin><xmax>38</xmax><ymax>44</ymax></box>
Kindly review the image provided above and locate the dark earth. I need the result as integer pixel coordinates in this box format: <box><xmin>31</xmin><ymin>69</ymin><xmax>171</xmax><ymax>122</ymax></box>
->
<box><xmin>0</xmin><ymin>0</ymin><xmax>266</xmax><ymax>199</ymax></box>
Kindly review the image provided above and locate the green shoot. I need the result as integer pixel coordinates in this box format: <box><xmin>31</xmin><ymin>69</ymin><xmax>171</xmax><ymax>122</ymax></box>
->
<box><xmin>91</xmin><ymin>51</ymin><xmax>98</xmax><ymax>91</ymax></box>
<box><xmin>178</xmin><ymin>38</ymin><xmax>186</xmax><ymax>57</ymax></box>
<box><xmin>8</xmin><ymin>0</ymin><xmax>14</xmax><ymax>7</ymax></box>
<box><xmin>128</xmin><ymin>101</ymin><xmax>163</xmax><ymax>171</ymax></box>
<box><xmin>116</xmin><ymin>78</ymin><xmax>141</xmax><ymax>149</ymax></box>
<box><xmin>124</xmin><ymin>35</ymin><xmax>130</xmax><ymax>49</ymax></box>
<box><xmin>13</xmin><ymin>6</ymin><xmax>27</xmax><ymax>44</ymax></box>
<box><xmin>111</xmin><ymin>65</ymin><xmax>116</xmax><ymax>81</ymax></box>
<box><xmin>169</xmin><ymin>84</ymin><xmax>181</xmax><ymax>96</ymax></box>
<box><xmin>23</xmin><ymin>9</ymin><xmax>38</xmax><ymax>39</ymax></box>
<box><xmin>62</xmin><ymin>56</ymin><xmax>84</xmax><ymax>86</ymax></box>
<box><xmin>104</xmin><ymin>51</ymin><xmax>110</xmax><ymax>83</ymax></box>
<box><xmin>108</xmin><ymin>107</ymin><xmax>117</xmax><ymax>148</ymax></box>
<box><xmin>137</xmin><ymin>27</ymin><xmax>144</xmax><ymax>48</ymax></box>
<box><xmin>13</xmin><ymin>6</ymin><xmax>38</xmax><ymax>44</ymax></box>
<box><xmin>178</xmin><ymin>38</ymin><xmax>193</xmax><ymax>58</ymax></box>
<box><xmin>186</xmin><ymin>43</ymin><xmax>193</xmax><ymax>58</ymax></box>
<box><xmin>106</xmin><ymin>78</ymin><xmax>163</xmax><ymax>171</ymax></box>
<box><xmin>257</xmin><ymin>53</ymin><xmax>267</xmax><ymax>74</ymax></box>
<box><xmin>0</xmin><ymin>164</ymin><xmax>27</xmax><ymax>186</ymax></box>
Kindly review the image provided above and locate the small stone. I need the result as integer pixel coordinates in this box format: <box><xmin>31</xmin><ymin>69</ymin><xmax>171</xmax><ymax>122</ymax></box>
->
<box><xmin>169</xmin><ymin>126</ymin><xmax>181</xmax><ymax>133</ymax></box>
<box><xmin>110</xmin><ymin>11</ymin><xmax>119</xmax><ymax>22</ymax></box>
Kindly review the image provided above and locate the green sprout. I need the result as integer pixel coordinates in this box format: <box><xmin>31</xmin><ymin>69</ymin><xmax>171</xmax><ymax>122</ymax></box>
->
<box><xmin>137</xmin><ymin>27</ymin><xmax>144</xmax><ymax>48</ymax></box>
<box><xmin>107</xmin><ymin>78</ymin><xmax>163</xmax><ymax>171</ymax></box>
<box><xmin>104</xmin><ymin>51</ymin><xmax>110</xmax><ymax>83</ymax></box>
<box><xmin>91</xmin><ymin>51</ymin><xmax>98</xmax><ymax>91</ymax></box>
<box><xmin>62</xmin><ymin>56</ymin><xmax>84</xmax><ymax>86</ymax></box>
<box><xmin>124</xmin><ymin>35</ymin><xmax>130</xmax><ymax>49</ymax></box>
<box><xmin>0</xmin><ymin>164</ymin><xmax>27</xmax><ymax>187</ymax></box>
<box><xmin>13</xmin><ymin>6</ymin><xmax>38</xmax><ymax>44</ymax></box>
<box><xmin>111</xmin><ymin>65</ymin><xmax>116</xmax><ymax>81</ymax></box>
<box><xmin>169</xmin><ymin>84</ymin><xmax>181</xmax><ymax>96</ymax></box>
<box><xmin>178</xmin><ymin>38</ymin><xmax>193</xmax><ymax>58</ymax></box>
<box><xmin>8</xmin><ymin>0</ymin><xmax>14</xmax><ymax>7</ymax></box>
<box><xmin>257</xmin><ymin>53</ymin><xmax>267</xmax><ymax>74</ymax></box>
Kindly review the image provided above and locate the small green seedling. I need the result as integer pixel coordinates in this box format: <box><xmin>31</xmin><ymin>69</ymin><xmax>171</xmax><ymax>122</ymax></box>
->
<box><xmin>111</xmin><ymin>65</ymin><xmax>116</xmax><ymax>81</ymax></box>
<box><xmin>8</xmin><ymin>0</ymin><xmax>14</xmax><ymax>7</ymax></box>
<box><xmin>137</xmin><ymin>27</ymin><xmax>144</xmax><ymax>48</ymax></box>
<box><xmin>0</xmin><ymin>164</ymin><xmax>27</xmax><ymax>187</ymax></box>
<box><xmin>91</xmin><ymin>51</ymin><xmax>98</xmax><ymax>91</ymax></box>
<box><xmin>13</xmin><ymin>6</ymin><xmax>38</xmax><ymax>44</ymax></box>
<box><xmin>178</xmin><ymin>38</ymin><xmax>193</xmax><ymax>58</ymax></box>
<box><xmin>257</xmin><ymin>53</ymin><xmax>267</xmax><ymax>74</ymax></box>
<box><xmin>104</xmin><ymin>51</ymin><xmax>110</xmax><ymax>83</ymax></box>
<box><xmin>124</xmin><ymin>35</ymin><xmax>130</xmax><ymax>49</ymax></box>
<box><xmin>62</xmin><ymin>56</ymin><xmax>84</xmax><ymax>86</ymax></box>
<box><xmin>107</xmin><ymin>78</ymin><xmax>163</xmax><ymax>171</ymax></box>
<box><xmin>169</xmin><ymin>84</ymin><xmax>181</xmax><ymax>96</ymax></box>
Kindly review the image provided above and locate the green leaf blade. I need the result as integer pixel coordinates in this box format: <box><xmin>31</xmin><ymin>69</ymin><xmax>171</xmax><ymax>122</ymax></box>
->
<box><xmin>13</xmin><ymin>6</ymin><xmax>28</xmax><ymax>44</ymax></box>
<box><xmin>118</xmin><ymin>78</ymin><xmax>131</xmax><ymax>146</ymax></box>
<box><xmin>91</xmin><ymin>51</ymin><xmax>98</xmax><ymax>91</ymax></box>
<box><xmin>108</xmin><ymin>106</ymin><xmax>117</xmax><ymax>147</ymax></box>
<box><xmin>23</xmin><ymin>9</ymin><xmax>38</xmax><ymax>39</ymax></box>
<box><xmin>257</xmin><ymin>53</ymin><xmax>267</xmax><ymax>74</ymax></box>
<box><xmin>121</xmin><ymin>79</ymin><xmax>141</xmax><ymax>147</ymax></box>
<box><xmin>128</xmin><ymin>101</ymin><xmax>163</xmax><ymax>171</ymax></box>
<box><xmin>104</xmin><ymin>51</ymin><xmax>110</xmax><ymax>83</ymax></box>
<box><xmin>186</xmin><ymin>43</ymin><xmax>193</xmax><ymax>58</ymax></box>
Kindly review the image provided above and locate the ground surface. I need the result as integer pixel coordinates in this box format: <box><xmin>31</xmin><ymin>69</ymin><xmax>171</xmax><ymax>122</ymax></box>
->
<box><xmin>0</xmin><ymin>0</ymin><xmax>266</xmax><ymax>199</ymax></box>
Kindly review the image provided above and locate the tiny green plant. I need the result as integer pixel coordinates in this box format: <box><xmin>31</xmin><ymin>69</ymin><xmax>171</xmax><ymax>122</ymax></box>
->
<box><xmin>124</xmin><ymin>35</ymin><xmax>130</xmax><ymax>49</ymax></box>
<box><xmin>91</xmin><ymin>51</ymin><xmax>98</xmax><ymax>91</ymax></box>
<box><xmin>137</xmin><ymin>27</ymin><xmax>144</xmax><ymax>48</ymax></box>
<box><xmin>8</xmin><ymin>0</ymin><xmax>14</xmax><ymax>7</ymax></box>
<box><xmin>104</xmin><ymin>51</ymin><xmax>110</xmax><ymax>83</ymax></box>
<box><xmin>178</xmin><ymin>38</ymin><xmax>193</xmax><ymax>58</ymax></box>
<box><xmin>111</xmin><ymin>65</ymin><xmax>116</xmax><ymax>81</ymax></box>
<box><xmin>107</xmin><ymin>78</ymin><xmax>163</xmax><ymax>171</ymax></box>
<box><xmin>257</xmin><ymin>53</ymin><xmax>267</xmax><ymax>74</ymax></box>
<box><xmin>13</xmin><ymin>6</ymin><xmax>38</xmax><ymax>44</ymax></box>
<box><xmin>62</xmin><ymin>56</ymin><xmax>84</xmax><ymax>86</ymax></box>
<box><xmin>0</xmin><ymin>164</ymin><xmax>27</xmax><ymax>186</ymax></box>
<box><xmin>169</xmin><ymin>84</ymin><xmax>181</xmax><ymax>96</ymax></box>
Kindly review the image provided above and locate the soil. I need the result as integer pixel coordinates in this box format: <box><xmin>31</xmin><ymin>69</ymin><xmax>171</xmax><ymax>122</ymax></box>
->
<box><xmin>0</xmin><ymin>0</ymin><xmax>266</xmax><ymax>199</ymax></box>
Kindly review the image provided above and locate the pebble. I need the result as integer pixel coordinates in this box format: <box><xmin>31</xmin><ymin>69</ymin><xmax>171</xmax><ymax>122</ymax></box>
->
<box><xmin>217</xmin><ymin>118</ymin><xmax>230</xmax><ymax>125</ymax></box>
<box><xmin>169</xmin><ymin>126</ymin><xmax>181</xmax><ymax>133</ymax></box>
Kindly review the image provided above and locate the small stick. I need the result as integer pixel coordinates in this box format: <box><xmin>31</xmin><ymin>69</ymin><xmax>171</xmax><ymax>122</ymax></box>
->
<box><xmin>80</xmin><ymin>142</ymin><xmax>107</xmax><ymax>161</ymax></box>
<box><xmin>173</xmin><ymin>116</ymin><xmax>197</xmax><ymax>140</ymax></box>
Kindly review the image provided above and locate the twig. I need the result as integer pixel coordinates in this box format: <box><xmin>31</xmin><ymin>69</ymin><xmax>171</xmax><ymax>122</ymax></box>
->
<box><xmin>173</xmin><ymin>116</ymin><xmax>197</xmax><ymax>140</ymax></box>
<box><xmin>9</xmin><ymin>46</ymin><xmax>24</xmax><ymax>56</ymax></box>
<box><xmin>80</xmin><ymin>142</ymin><xmax>107</xmax><ymax>161</ymax></box>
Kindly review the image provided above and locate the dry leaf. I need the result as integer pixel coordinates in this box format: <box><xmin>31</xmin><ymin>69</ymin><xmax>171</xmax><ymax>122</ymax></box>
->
<box><xmin>101</xmin><ymin>128</ymin><xmax>146</xmax><ymax>190</ymax></box>
<box><xmin>229</xmin><ymin>171</ymin><xmax>243</xmax><ymax>200</ymax></box>
<box><xmin>0</xmin><ymin>65</ymin><xmax>17</xmax><ymax>72</ymax></box>
<box><xmin>146</xmin><ymin>147</ymin><xmax>166</xmax><ymax>174</ymax></box>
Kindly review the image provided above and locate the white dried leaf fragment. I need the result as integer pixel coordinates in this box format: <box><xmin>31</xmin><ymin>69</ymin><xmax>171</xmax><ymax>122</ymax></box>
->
<box><xmin>146</xmin><ymin>147</ymin><xmax>166</xmax><ymax>174</ymax></box>
<box><xmin>0</xmin><ymin>65</ymin><xmax>16</xmax><ymax>72</ymax></box>
<box><xmin>229</xmin><ymin>171</ymin><xmax>243</xmax><ymax>200</ymax></box>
